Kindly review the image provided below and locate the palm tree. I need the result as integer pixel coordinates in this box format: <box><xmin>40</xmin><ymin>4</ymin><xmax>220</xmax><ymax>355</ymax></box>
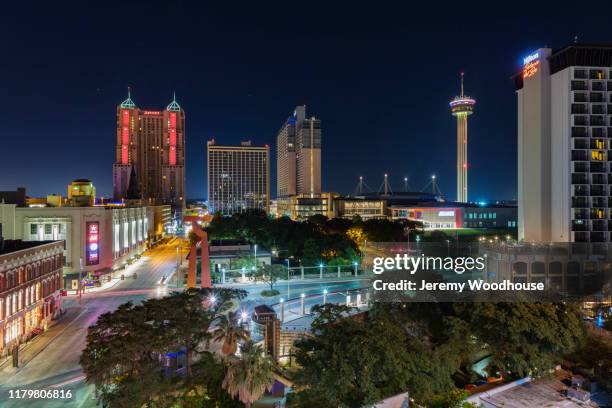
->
<box><xmin>213</xmin><ymin>311</ymin><xmax>250</xmax><ymax>356</ymax></box>
<box><xmin>222</xmin><ymin>340</ymin><xmax>275</xmax><ymax>408</ymax></box>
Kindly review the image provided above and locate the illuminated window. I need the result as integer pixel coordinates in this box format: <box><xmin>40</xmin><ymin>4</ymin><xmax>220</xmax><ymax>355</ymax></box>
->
<box><xmin>591</xmin><ymin>150</ymin><xmax>605</xmax><ymax>161</ymax></box>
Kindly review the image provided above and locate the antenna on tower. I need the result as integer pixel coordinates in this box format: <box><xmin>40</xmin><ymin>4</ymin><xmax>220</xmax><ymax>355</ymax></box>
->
<box><xmin>421</xmin><ymin>175</ymin><xmax>443</xmax><ymax>197</ymax></box>
<box><xmin>127</xmin><ymin>86</ymin><xmax>131</xmax><ymax>98</ymax></box>
<box><xmin>353</xmin><ymin>176</ymin><xmax>372</xmax><ymax>196</ymax></box>
<box><xmin>378</xmin><ymin>173</ymin><xmax>393</xmax><ymax>196</ymax></box>
<box><xmin>460</xmin><ymin>72</ymin><xmax>464</xmax><ymax>97</ymax></box>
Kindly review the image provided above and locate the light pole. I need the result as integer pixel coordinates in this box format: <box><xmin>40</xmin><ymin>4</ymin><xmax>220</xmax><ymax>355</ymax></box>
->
<box><xmin>221</xmin><ymin>268</ymin><xmax>226</xmax><ymax>284</ymax></box>
<box><xmin>241</xmin><ymin>267</ymin><xmax>246</xmax><ymax>283</ymax></box>
<box><xmin>286</xmin><ymin>259</ymin><xmax>291</xmax><ymax>299</ymax></box>
<box><xmin>300</xmin><ymin>293</ymin><xmax>305</xmax><ymax>315</ymax></box>
<box><xmin>353</xmin><ymin>261</ymin><xmax>358</xmax><ymax>276</ymax></box>
<box><xmin>176</xmin><ymin>245</ymin><xmax>180</xmax><ymax>288</ymax></box>
<box><xmin>253</xmin><ymin>244</ymin><xmax>258</xmax><ymax>267</ymax></box>
<box><xmin>78</xmin><ymin>257</ymin><xmax>83</xmax><ymax>307</ymax></box>
<box><xmin>319</xmin><ymin>263</ymin><xmax>324</xmax><ymax>280</ymax></box>
<box><xmin>323</xmin><ymin>289</ymin><xmax>328</xmax><ymax>304</ymax></box>
<box><xmin>416</xmin><ymin>235</ymin><xmax>421</xmax><ymax>252</ymax></box>
<box><xmin>280</xmin><ymin>298</ymin><xmax>285</xmax><ymax>322</ymax></box>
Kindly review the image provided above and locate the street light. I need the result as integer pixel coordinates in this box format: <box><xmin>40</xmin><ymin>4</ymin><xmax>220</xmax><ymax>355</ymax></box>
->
<box><xmin>323</xmin><ymin>288</ymin><xmax>328</xmax><ymax>304</ymax></box>
<box><xmin>300</xmin><ymin>293</ymin><xmax>306</xmax><ymax>315</ymax></box>
<box><xmin>253</xmin><ymin>244</ymin><xmax>258</xmax><ymax>266</ymax></box>
<box><xmin>319</xmin><ymin>263</ymin><xmax>324</xmax><ymax>280</ymax></box>
<box><xmin>286</xmin><ymin>259</ymin><xmax>291</xmax><ymax>299</ymax></box>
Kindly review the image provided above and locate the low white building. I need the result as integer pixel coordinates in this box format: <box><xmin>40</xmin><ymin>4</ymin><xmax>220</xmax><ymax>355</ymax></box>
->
<box><xmin>0</xmin><ymin>204</ymin><xmax>170</xmax><ymax>279</ymax></box>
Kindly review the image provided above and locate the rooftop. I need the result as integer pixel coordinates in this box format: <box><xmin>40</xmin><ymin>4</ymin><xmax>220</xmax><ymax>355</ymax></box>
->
<box><xmin>0</xmin><ymin>239</ymin><xmax>57</xmax><ymax>256</ymax></box>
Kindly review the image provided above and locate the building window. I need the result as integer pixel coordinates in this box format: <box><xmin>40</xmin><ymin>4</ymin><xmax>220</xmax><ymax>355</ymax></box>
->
<box><xmin>45</xmin><ymin>224</ymin><xmax>52</xmax><ymax>234</ymax></box>
<box><xmin>30</xmin><ymin>224</ymin><xmax>37</xmax><ymax>235</ymax></box>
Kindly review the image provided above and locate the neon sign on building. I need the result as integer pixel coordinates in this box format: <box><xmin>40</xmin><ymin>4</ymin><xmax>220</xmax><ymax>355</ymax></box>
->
<box><xmin>86</xmin><ymin>221</ymin><xmax>100</xmax><ymax>266</ymax></box>
<box><xmin>121</xmin><ymin>110</ymin><xmax>130</xmax><ymax>164</ymax></box>
<box><xmin>169</xmin><ymin>112</ymin><xmax>177</xmax><ymax>165</ymax></box>
<box><xmin>523</xmin><ymin>51</ymin><xmax>540</xmax><ymax>79</ymax></box>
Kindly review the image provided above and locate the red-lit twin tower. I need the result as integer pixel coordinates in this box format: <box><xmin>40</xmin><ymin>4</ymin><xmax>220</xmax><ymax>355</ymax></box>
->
<box><xmin>112</xmin><ymin>90</ymin><xmax>185</xmax><ymax>209</ymax></box>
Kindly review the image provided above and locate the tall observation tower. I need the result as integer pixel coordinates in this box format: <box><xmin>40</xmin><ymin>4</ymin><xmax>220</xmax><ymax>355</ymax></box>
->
<box><xmin>449</xmin><ymin>73</ymin><xmax>476</xmax><ymax>203</ymax></box>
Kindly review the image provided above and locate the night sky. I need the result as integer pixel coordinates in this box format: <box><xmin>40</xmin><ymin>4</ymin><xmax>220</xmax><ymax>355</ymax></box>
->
<box><xmin>1</xmin><ymin>1</ymin><xmax>609</xmax><ymax>202</ymax></box>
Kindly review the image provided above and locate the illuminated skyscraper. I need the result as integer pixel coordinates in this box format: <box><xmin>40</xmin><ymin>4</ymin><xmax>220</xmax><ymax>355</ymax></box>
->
<box><xmin>112</xmin><ymin>90</ymin><xmax>185</xmax><ymax>210</ymax></box>
<box><xmin>207</xmin><ymin>140</ymin><xmax>270</xmax><ymax>215</ymax></box>
<box><xmin>449</xmin><ymin>73</ymin><xmax>476</xmax><ymax>203</ymax></box>
<box><xmin>514</xmin><ymin>44</ymin><xmax>612</xmax><ymax>243</ymax></box>
<box><xmin>276</xmin><ymin>105</ymin><xmax>321</xmax><ymax>199</ymax></box>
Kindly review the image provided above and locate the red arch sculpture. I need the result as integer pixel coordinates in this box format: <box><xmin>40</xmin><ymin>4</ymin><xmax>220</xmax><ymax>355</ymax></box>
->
<box><xmin>184</xmin><ymin>215</ymin><xmax>212</xmax><ymax>289</ymax></box>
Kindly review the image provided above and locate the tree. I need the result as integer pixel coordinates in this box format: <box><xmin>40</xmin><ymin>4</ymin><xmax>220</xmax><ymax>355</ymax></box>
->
<box><xmin>80</xmin><ymin>289</ymin><xmax>247</xmax><ymax>407</ymax></box>
<box><xmin>301</xmin><ymin>238</ymin><xmax>321</xmax><ymax>266</ymax></box>
<box><xmin>454</xmin><ymin>302</ymin><xmax>585</xmax><ymax>378</ymax></box>
<box><xmin>346</xmin><ymin>225</ymin><xmax>366</xmax><ymax>245</ymax></box>
<box><xmin>293</xmin><ymin>309</ymin><xmax>456</xmax><ymax>407</ymax></box>
<box><xmin>254</xmin><ymin>264</ymin><xmax>284</xmax><ymax>292</ymax></box>
<box><xmin>427</xmin><ymin>389</ymin><xmax>480</xmax><ymax>408</ymax></box>
<box><xmin>307</xmin><ymin>214</ymin><xmax>328</xmax><ymax>226</ymax></box>
<box><xmin>223</xmin><ymin>340</ymin><xmax>275</xmax><ymax>408</ymax></box>
<box><xmin>213</xmin><ymin>311</ymin><xmax>250</xmax><ymax>356</ymax></box>
<box><xmin>80</xmin><ymin>301</ymin><xmax>177</xmax><ymax>408</ymax></box>
<box><xmin>309</xmin><ymin>303</ymin><xmax>354</xmax><ymax>331</ymax></box>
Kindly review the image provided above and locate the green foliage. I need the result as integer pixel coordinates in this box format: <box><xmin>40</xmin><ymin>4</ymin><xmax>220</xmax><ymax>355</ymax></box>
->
<box><xmin>292</xmin><ymin>307</ymin><xmax>458</xmax><ymax>407</ymax></box>
<box><xmin>222</xmin><ymin>340</ymin><xmax>275</xmax><ymax>408</ymax></box>
<box><xmin>204</xmin><ymin>209</ymin><xmax>412</xmax><ymax>268</ymax></box>
<box><xmin>80</xmin><ymin>288</ymin><xmax>247</xmax><ymax>407</ymax></box>
<box><xmin>260</xmin><ymin>289</ymin><xmax>281</xmax><ymax>297</ymax></box>
<box><xmin>213</xmin><ymin>311</ymin><xmax>250</xmax><ymax>356</ymax></box>
<box><xmin>453</xmin><ymin>302</ymin><xmax>585</xmax><ymax>378</ymax></box>
<box><xmin>254</xmin><ymin>264</ymin><xmax>285</xmax><ymax>290</ymax></box>
<box><xmin>427</xmin><ymin>389</ymin><xmax>478</xmax><ymax>408</ymax></box>
<box><xmin>301</xmin><ymin>238</ymin><xmax>321</xmax><ymax>266</ymax></box>
<box><xmin>292</xmin><ymin>302</ymin><xmax>585</xmax><ymax>407</ymax></box>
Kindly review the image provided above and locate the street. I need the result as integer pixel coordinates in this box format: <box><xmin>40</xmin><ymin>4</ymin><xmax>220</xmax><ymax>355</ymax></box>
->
<box><xmin>0</xmin><ymin>240</ymin><xmax>369</xmax><ymax>408</ymax></box>
<box><xmin>0</xmin><ymin>241</ymin><xmax>179</xmax><ymax>408</ymax></box>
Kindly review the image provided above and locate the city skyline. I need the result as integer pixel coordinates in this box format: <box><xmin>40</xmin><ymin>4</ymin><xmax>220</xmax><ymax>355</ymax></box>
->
<box><xmin>1</xmin><ymin>2</ymin><xmax>611</xmax><ymax>202</ymax></box>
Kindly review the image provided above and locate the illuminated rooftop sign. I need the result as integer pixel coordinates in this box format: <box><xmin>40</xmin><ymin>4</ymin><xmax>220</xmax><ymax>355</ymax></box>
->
<box><xmin>523</xmin><ymin>51</ymin><xmax>540</xmax><ymax>79</ymax></box>
<box><xmin>523</xmin><ymin>52</ymin><xmax>539</xmax><ymax>65</ymax></box>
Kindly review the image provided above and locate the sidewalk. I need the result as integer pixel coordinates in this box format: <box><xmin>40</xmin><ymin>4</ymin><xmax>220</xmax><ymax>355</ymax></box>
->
<box><xmin>65</xmin><ymin>255</ymin><xmax>148</xmax><ymax>296</ymax></box>
<box><xmin>0</xmin><ymin>307</ymin><xmax>85</xmax><ymax>372</ymax></box>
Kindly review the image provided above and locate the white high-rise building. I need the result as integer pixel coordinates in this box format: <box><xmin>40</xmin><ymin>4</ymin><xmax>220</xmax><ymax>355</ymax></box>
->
<box><xmin>276</xmin><ymin>106</ymin><xmax>321</xmax><ymax>199</ymax></box>
<box><xmin>515</xmin><ymin>44</ymin><xmax>612</xmax><ymax>243</ymax></box>
<box><xmin>207</xmin><ymin>140</ymin><xmax>270</xmax><ymax>215</ymax></box>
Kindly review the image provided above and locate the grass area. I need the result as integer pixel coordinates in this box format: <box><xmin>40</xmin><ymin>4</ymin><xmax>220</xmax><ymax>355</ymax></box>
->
<box><xmin>260</xmin><ymin>289</ymin><xmax>281</xmax><ymax>297</ymax></box>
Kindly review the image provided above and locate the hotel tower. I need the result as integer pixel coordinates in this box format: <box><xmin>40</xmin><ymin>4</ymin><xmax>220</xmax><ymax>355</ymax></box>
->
<box><xmin>112</xmin><ymin>90</ymin><xmax>185</xmax><ymax>211</ymax></box>
<box><xmin>514</xmin><ymin>44</ymin><xmax>612</xmax><ymax>244</ymax></box>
